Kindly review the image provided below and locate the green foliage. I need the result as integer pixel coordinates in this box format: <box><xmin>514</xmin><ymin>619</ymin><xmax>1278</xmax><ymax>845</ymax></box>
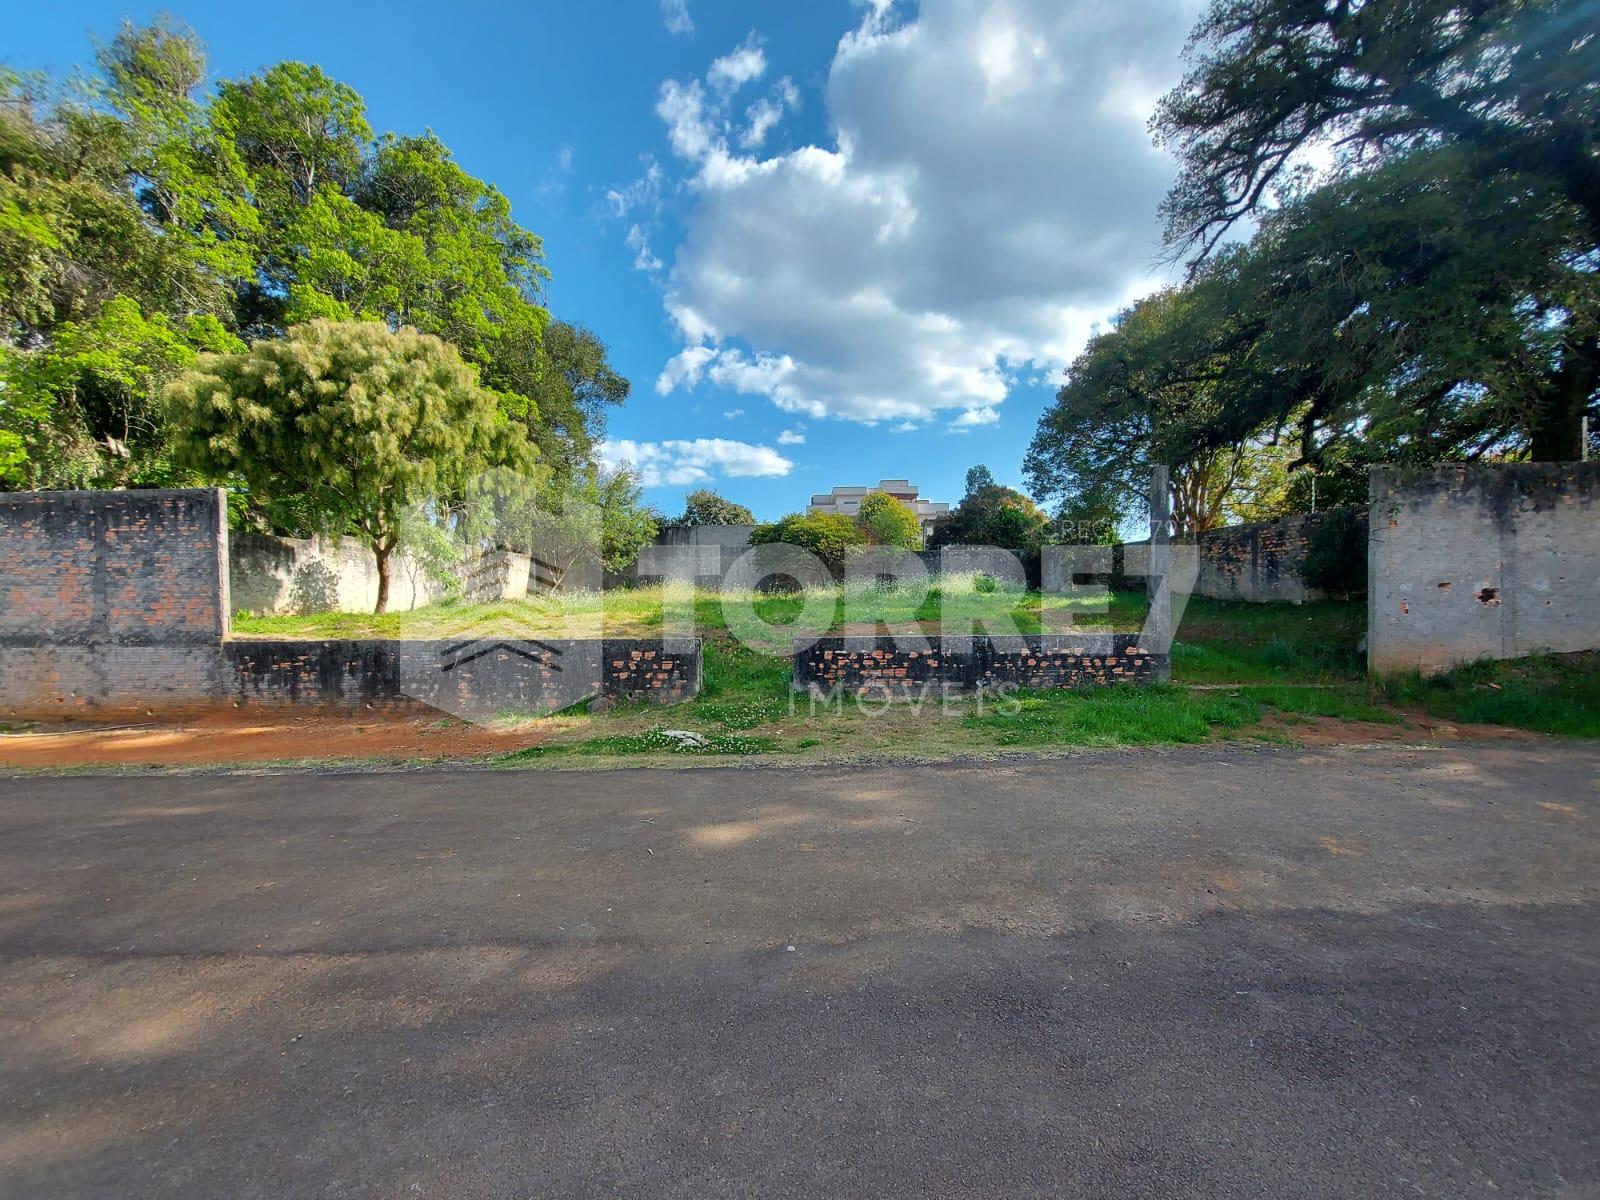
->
<box><xmin>0</xmin><ymin>22</ymin><xmax>623</xmax><ymax>510</ymax></box>
<box><xmin>1154</xmin><ymin>0</ymin><xmax>1599</xmax><ymax>461</ymax></box>
<box><xmin>1024</xmin><ymin>285</ymin><xmax>1305</xmax><ymax>535</ymax></box>
<box><xmin>1297</xmin><ymin>509</ymin><xmax>1369</xmax><ymax>599</ymax></box>
<box><xmin>857</xmin><ymin>489</ymin><xmax>922</xmax><ymax>549</ymax></box>
<box><xmin>964</xmin><ymin>464</ymin><xmax>995</xmax><ymax>496</ymax></box>
<box><xmin>928</xmin><ymin>483</ymin><xmax>1048</xmax><ymax>549</ymax></box>
<box><xmin>676</xmin><ymin>488</ymin><xmax>756</xmax><ymax>526</ymax></box>
<box><xmin>749</xmin><ymin>511</ymin><xmax>867</xmax><ymax>573</ymax></box>
<box><xmin>168</xmin><ymin>319</ymin><xmax>529</xmax><ymax>611</ymax></box>
<box><xmin>596</xmin><ymin>467</ymin><xmax>659</xmax><ymax>574</ymax></box>
<box><xmin>1</xmin><ymin>297</ymin><xmax>242</xmax><ymax>487</ymax></box>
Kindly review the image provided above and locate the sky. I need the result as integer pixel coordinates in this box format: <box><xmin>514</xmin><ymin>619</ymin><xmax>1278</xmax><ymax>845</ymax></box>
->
<box><xmin>9</xmin><ymin>0</ymin><xmax>1201</xmax><ymax>521</ymax></box>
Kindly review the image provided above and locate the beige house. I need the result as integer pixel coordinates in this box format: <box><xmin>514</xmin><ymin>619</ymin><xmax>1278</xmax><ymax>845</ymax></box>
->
<box><xmin>808</xmin><ymin>479</ymin><xmax>950</xmax><ymax>537</ymax></box>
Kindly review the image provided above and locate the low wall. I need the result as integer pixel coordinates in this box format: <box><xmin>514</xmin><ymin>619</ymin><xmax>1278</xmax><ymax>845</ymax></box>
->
<box><xmin>0</xmin><ymin>487</ymin><xmax>696</xmax><ymax>718</ymax></box>
<box><xmin>793</xmin><ymin>634</ymin><xmax>1162</xmax><ymax>696</ymax></box>
<box><xmin>1</xmin><ymin>489</ymin><xmax>231</xmax><ymax>715</ymax></box>
<box><xmin>1368</xmin><ymin>464</ymin><xmax>1600</xmax><ymax>675</ymax></box>
<box><xmin>227</xmin><ymin>639</ymin><xmax>700</xmax><ymax>716</ymax></box>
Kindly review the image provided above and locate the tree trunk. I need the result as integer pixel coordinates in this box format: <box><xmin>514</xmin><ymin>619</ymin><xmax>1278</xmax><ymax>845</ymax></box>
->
<box><xmin>373</xmin><ymin>543</ymin><xmax>392</xmax><ymax>615</ymax></box>
<box><xmin>1528</xmin><ymin>336</ymin><xmax>1598</xmax><ymax>462</ymax></box>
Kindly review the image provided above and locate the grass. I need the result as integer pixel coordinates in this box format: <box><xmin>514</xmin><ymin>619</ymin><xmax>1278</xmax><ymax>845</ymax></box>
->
<box><xmin>226</xmin><ymin>582</ymin><xmax>1599</xmax><ymax>760</ymax></box>
<box><xmin>1376</xmin><ymin>653</ymin><xmax>1600</xmax><ymax>738</ymax></box>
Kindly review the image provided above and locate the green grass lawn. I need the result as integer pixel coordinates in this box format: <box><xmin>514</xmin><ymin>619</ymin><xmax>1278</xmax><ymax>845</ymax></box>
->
<box><xmin>231</xmin><ymin>583</ymin><xmax>1598</xmax><ymax>760</ymax></box>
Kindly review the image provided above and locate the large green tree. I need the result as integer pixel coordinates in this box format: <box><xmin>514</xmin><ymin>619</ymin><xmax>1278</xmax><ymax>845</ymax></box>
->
<box><xmin>1</xmin><ymin>20</ymin><xmax>628</xmax><ymax>506</ymax></box>
<box><xmin>928</xmin><ymin>483</ymin><xmax>1049</xmax><ymax>549</ymax></box>
<box><xmin>1154</xmin><ymin>0</ymin><xmax>1599</xmax><ymax>460</ymax></box>
<box><xmin>168</xmin><ymin>319</ymin><xmax>532</xmax><ymax>612</ymax></box>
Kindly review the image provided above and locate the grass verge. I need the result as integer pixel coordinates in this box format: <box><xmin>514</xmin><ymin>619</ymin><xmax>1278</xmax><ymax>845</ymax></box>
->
<box><xmin>1375</xmin><ymin>653</ymin><xmax>1600</xmax><ymax>738</ymax></box>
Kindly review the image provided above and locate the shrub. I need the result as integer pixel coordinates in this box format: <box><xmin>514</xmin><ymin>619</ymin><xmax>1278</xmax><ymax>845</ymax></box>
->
<box><xmin>857</xmin><ymin>490</ymin><xmax>922</xmax><ymax>549</ymax></box>
<box><xmin>1298</xmin><ymin>508</ymin><xmax>1367</xmax><ymax>598</ymax></box>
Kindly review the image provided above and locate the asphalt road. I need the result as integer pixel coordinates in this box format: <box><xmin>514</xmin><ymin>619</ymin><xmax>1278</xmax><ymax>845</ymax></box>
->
<box><xmin>0</xmin><ymin>743</ymin><xmax>1597</xmax><ymax>1199</ymax></box>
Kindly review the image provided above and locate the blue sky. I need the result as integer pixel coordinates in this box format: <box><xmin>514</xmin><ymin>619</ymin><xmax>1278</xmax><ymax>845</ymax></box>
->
<box><xmin>10</xmin><ymin>0</ymin><xmax>1194</xmax><ymax>521</ymax></box>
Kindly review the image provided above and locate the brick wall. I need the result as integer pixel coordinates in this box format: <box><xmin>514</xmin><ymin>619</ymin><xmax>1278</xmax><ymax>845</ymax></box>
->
<box><xmin>1190</xmin><ymin>511</ymin><xmax>1348</xmax><ymax>604</ymax></box>
<box><xmin>1</xmin><ymin>489</ymin><xmax>229</xmax><ymax>716</ymax></box>
<box><xmin>226</xmin><ymin>639</ymin><xmax>699</xmax><ymax>718</ymax></box>
<box><xmin>794</xmin><ymin>634</ymin><xmax>1162</xmax><ymax>697</ymax></box>
<box><xmin>1368</xmin><ymin>464</ymin><xmax>1600</xmax><ymax>675</ymax></box>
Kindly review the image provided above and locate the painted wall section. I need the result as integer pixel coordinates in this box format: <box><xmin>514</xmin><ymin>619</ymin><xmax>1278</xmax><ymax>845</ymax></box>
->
<box><xmin>1368</xmin><ymin>464</ymin><xmax>1600</xmax><ymax>675</ymax></box>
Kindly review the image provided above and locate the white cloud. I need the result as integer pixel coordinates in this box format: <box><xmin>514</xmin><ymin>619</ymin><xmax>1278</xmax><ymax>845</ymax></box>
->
<box><xmin>740</xmin><ymin>77</ymin><xmax>800</xmax><ymax>149</ymax></box>
<box><xmin>723</xmin><ymin>408</ymin><xmax>745</xmax><ymax>419</ymax></box>
<box><xmin>626</xmin><ymin>224</ymin><xmax>663</xmax><ymax>273</ymax></box>
<box><xmin>606</xmin><ymin>157</ymin><xmax>664</xmax><ymax>219</ymax></box>
<box><xmin>661</xmin><ymin>0</ymin><xmax>694</xmax><ymax>36</ymax></box>
<box><xmin>648</xmin><ymin>0</ymin><xmax>1189</xmax><ymax>425</ymax></box>
<box><xmin>656</xmin><ymin>79</ymin><xmax>716</xmax><ymax>160</ymax></box>
<box><xmin>707</xmin><ymin>35</ymin><xmax>767</xmax><ymax>96</ymax></box>
<box><xmin>656</xmin><ymin>345</ymin><xmax>718</xmax><ymax>395</ymax></box>
<box><xmin>776</xmin><ymin>428</ymin><xmax>806</xmax><ymax>445</ymax></box>
<box><xmin>949</xmin><ymin>406</ymin><xmax>1000</xmax><ymax>429</ymax></box>
<box><xmin>597</xmin><ymin>438</ymin><xmax>794</xmax><ymax>487</ymax></box>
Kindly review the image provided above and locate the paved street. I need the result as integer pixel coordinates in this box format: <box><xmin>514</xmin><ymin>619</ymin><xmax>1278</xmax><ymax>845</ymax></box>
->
<box><xmin>0</xmin><ymin>744</ymin><xmax>1597</xmax><ymax>1199</ymax></box>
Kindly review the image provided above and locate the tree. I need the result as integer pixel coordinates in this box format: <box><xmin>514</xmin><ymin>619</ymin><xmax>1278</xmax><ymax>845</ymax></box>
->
<box><xmin>1</xmin><ymin>297</ymin><xmax>242</xmax><ymax>488</ymax></box>
<box><xmin>964</xmin><ymin>464</ymin><xmax>995</xmax><ymax>497</ymax></box>
<box><xmin>928</xmin><ymin>484</ymin><xmax>1049</xmax><ymax>549</ymax></box>
<box><xmin>596</xmin><ymin>467</ymin><xmax>659</xmax><ymax>574</ymax></box>
<box><xmin>525</xmin><ymin>321</ymin><xmax>629</xmax><ymax>484</ymax></box>
<box><xmin>1154</xmin><ymin>0</ymin><xmax>1599</xmax><ymax>459</ymax></box>
<box><xmin>168</xmin><ymin>320</ymin><xmax>531</xmax><ymax>612</ymax></box>
<box><xmin>676</xmin><ymin>488</ymin><xmax>756</xmax><ymax>526</ymax></box>
<box><xmin>749</xmin><ymin>512</ymin><xmax>866</xmax><ymax>574</ymax></box>
<box><xmin>1024</xmin><ymin>286</ymin><xmax>1299</xmax><ymax>535</ymax></box>
<box><xmin>857</xmin><ymin>490</ymin><xmax>922</xmax><ymax>549</ymax></box>
<box><xmin>2</xmin><ymin>21</ymin><xmax>628</xmax><ymax>512</ymax></box>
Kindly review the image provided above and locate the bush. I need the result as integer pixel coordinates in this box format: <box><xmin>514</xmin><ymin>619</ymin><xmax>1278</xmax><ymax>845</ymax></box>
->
<box><xmin>1297</xmin><ymin>508</ymin><xmax>1367</xmax><ymax>598</ymax></box>
<box><xmin>748</xmin><ymin>512</ymin><xmax>866</xmax><ymax>574</ymax></box>
<box><xmin>857</xmin><ymin>490</ymin><xmax>922</xmax><ymax>549</ymax></box>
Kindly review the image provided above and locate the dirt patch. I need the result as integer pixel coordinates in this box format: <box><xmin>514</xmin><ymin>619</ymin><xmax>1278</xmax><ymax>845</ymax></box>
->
<box><xmin>0</xmin><ymin>711</ymin><xmax>542</xmax><ymax>769</ymax></box>
<box><xmin>1257</xmin><ymin>710</ymin><xmax>1544</xmax><ymax>747</ymax></box>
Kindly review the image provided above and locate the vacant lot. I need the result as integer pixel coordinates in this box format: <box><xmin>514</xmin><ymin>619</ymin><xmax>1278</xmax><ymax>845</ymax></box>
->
<box><xmin>5</xmin><ymin>583</ymin><xmax>1596</xmax><ymax>770</ymax></box>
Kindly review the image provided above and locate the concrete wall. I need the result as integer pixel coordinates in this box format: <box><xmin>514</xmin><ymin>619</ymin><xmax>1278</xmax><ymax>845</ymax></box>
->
<box><xmin>0</xmin><ymin>489</ymin><xmax>230</xmax><ymax>715</ymax></box>
<box><xmin>1368</xmin><ymin>464</ymin><xmax>1600</xmax><ymax>675</ymax></box>
<box><xmin>623</xmin><ymin>524</ymin><xmax>757</xmax><ymax>584</ymax></box>
<box><xmin>794</xmin><ymin>634</ymin><xmax>1162</xmax><ymax>696</ymax></box>
<box><xmin>229</xmin><ymin>533</ymin><xmax>531</xmax><ymax>615</ymax></box>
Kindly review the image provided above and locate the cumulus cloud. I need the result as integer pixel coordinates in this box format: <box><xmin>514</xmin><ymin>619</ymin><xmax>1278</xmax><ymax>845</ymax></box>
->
<box><xmin>597</xmin><ymin>438</ymin><xmax>794</xmax><ymax>487</ymax></box>
<box><xmin>777</xmin><ymin>428</ymin><xmax>806</xmax><ymax>445</ymax></box>
<box><xmin>661</xmin><ymin>0</ymin><xmax>694</xmax><ymax>36</ymax></box>
<box><xmin>648</xmin><ymin>0</ymin><xmax>1190</xmax><ymax>425</ymax></box>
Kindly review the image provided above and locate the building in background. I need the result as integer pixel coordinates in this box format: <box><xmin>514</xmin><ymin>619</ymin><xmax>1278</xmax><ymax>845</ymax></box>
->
<box><xmin>808</xmin><ymin>479</ymin><xmax>950</xmax><ymax>537</ymax></box>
